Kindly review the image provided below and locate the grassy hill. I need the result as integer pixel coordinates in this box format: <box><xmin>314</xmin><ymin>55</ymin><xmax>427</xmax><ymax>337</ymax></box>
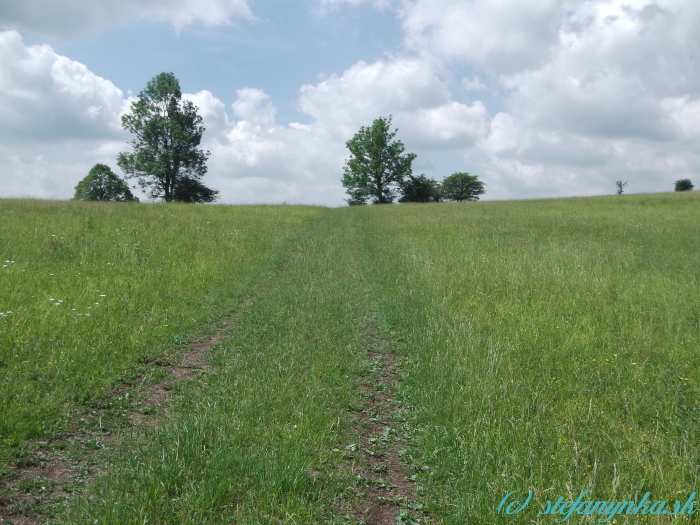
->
<box><xmin>1</xmin><ymin>193</ymin><xmax>698</xmax><ymax>523</ymax></box>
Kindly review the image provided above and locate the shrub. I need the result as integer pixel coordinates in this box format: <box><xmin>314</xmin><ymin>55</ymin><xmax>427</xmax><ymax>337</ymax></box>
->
<box><xmin>675</xmin><ymin>179</ymin><xmax>694</xmax><ymax>192</ymax></box>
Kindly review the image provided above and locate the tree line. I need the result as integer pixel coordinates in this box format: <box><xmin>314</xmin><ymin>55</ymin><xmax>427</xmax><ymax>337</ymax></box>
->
<box><xmin>341</xmin><ymin>116</ymin><xmax>485</xmax><ymax>204</ymax></box>
<box><xmin>75</xmin><ymin>73</ymin><xmax>486</xmax><ymax>206</ymax></box>
<box><xmin>73</xmin><ymin>72</ymin><xmax>693</xmax><ymax>205</ymax></box>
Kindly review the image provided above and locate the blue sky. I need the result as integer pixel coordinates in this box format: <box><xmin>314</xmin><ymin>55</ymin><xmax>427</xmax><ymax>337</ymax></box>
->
<box><xmin>32</xmin><ymin>2</ymin><xmax>407</xmax><ymax>122</ymax></box>
<box><xmin>1</xmin><ymin>0</ymin><xmax>699</xmax><ymax>205</ymax></box>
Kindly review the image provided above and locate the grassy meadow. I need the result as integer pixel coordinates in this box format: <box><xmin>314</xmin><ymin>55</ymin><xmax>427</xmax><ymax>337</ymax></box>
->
<box><xmin>356</xmin><ymin>192</ymin><xmax>700</xmax><ymax>522</ymax></box>
<box><xmin>1</xmin><ymin>192</ymin><xmax>699</xmax><ymax>523</ymax></box>
<box><xmin>0</xmin><ymin>200</ymin><xmax>324</xmax><ymax>455</ymax></box>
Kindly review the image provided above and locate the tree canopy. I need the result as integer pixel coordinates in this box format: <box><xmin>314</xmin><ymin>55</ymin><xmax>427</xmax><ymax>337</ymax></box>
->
<box><xmin>74</xmin><ymin>164</ymin><xmax>137</xmax><ymax>202</ymax></box>
<box><xmin>342</xmin><ymin>116</ymin><xmax>416</xmax><ymax>204</ymax></box>
<box><xmin>173</xmin><ymin>177</ymin><xmax>220</xmax><ymax>203</ymax></box>
<box><xmin>441</xmin><ymin>172</ymin><xmax>485</xmax><ymax>202</ymax></box>
<box><xmin>399</xmin><ymin>174</ymin><xmax>441</xmax><ymax>203</ymax></box>
<box><xmin>117</xmin><ymin>72</ymin><xmax>219</xmax><ymax>203</ymax></box>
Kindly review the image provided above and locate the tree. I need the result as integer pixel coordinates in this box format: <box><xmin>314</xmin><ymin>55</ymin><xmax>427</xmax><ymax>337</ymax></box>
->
<box><xmin>616</xmin><ymin>180</ymin><xmax>628</xmax><ymax>195</ymax></box>
<box><xmin>117</xmin><ymin>72</ymin><xmax>219</xmax><ymax>203</ymax></box>
<box><xmin>399</xmin><ymin>174</ymin><xmax>441</xmax><ymax>203</ymax></box>
<box><xmin>342</xmin><ymin>116</ymin><xmax>417</xmax><ymax>204</ymax></box>
<box><xmin>441</xmin><ymin>172</ymin><xmax>485</xmax><ymax>201</ymax></box>
<box><xmin>675</xmin><ymin>179</ymin><xmax>694</xmax><ymax>192</ymax></box>
<box><xmin>173</xmin><ymin>177</ymin><xmax>219</xmax><ymax>203</ymax></box>
<box><xmin>74</xmin><ymin>164</ymin><xmax>137</xmax><ymax>202</ymax></box>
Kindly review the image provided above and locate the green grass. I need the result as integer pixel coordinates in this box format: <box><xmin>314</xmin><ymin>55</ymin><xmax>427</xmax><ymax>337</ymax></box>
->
<box><xmin>67</xmin><ymin>205</ymin><xmax>384</xmax><ymax>523</ymax></box>
<box><xmin>2</xmin><ymin>192</ymin><xmax>700</xmax><ymax>523</ymax></box>
<box><xmin>354</xmin><ymin>192</ymin><xmax>700</xmax><ymax>522</ymax></box>
<box><xmin>0</xmin><ymin>200</ymin><xmax>324</xmax><ymax>456</ymax></box>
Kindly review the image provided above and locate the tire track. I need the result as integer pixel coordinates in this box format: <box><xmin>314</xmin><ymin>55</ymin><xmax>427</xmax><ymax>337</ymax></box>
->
<box><xmin>344</xmin><ymin>322</ymin><xmax>431</xmax><ymax>525</ymax></box>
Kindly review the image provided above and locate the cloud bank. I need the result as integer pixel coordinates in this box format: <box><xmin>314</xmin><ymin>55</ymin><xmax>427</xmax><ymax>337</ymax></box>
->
<box><xmin>2</xmin><ymin>0</ymin><xmax>700</xmax><ymax>204</ymax></box>
<box><xmin>0</xmin><ymin>0</ymin><xmax>254</xmax><ymax>37</ymax></box>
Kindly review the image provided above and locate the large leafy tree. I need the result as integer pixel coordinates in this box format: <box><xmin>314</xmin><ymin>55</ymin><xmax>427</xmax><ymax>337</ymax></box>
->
<box><xmin>117</xmin><ymin>72</ymin><xmax>219</xmax><ymax>203</ymax></box>
<box><xmin>74</xmin><ymin>164</ymin><xmax>137</xmax><ymax>202</ymax></box>
<box><xmin>441</xmin><ymin>172</ymin><xmax>486</xmax><ymax>202</ymax></box>
<box><xmin>342</xmin><ymin>116</ymin><xmax>416</xmax><ymax>204</ymax></box>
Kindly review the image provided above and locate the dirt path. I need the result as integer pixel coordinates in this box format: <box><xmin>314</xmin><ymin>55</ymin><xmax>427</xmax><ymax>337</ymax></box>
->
<box><xmin>344</xmin><ymin>325</ymin><xmax>430</xmax><ymax>525</ymax></box>
<box><xmin>129</xmin><ymin>296</ymin><xmax>256</xmax><ymax>428</ymax></box>
<box><xmin>0</xmin><ymin>299</ymin><xmax>254</xmax><ymax>525</ymax></box>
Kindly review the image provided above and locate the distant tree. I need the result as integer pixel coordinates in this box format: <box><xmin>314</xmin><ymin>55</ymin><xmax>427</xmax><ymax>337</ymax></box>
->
<box><xmin>441</xmin><ymin>172</ymin><xmax>485</xmax><ymax>202</ymax></box>
<box><xmin>117</xmin><ymin>72</ymin><xmax>219</xmax><ymax>203</ymax></box>
<box><xmin>74</xmin><ymin>164</ymin><xmax>137</xmax><ymax>202</ymax></box>
<box><xmin>342</xmin><ymin>116</ymin><xmax>417</xmax><ymax>205</ymax></box>
<box><xmin>675</xmin><ymin>179</ymin><xmax>694</xmax><ymax>192</ymax></box>
<box><xmin>616</xmin><ymin>180</ymin><xmax>628</xmax><ymax>195</ymax></box>
<box><xmin>399</xmin><ymin>174</ymin><xmax>441</xmax><ymax>203</ymax></box>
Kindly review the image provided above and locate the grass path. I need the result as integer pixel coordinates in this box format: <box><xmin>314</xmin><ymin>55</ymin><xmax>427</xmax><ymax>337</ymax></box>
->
<box><xmin>60</xmin><ymin>208</ymin><xmax>389</xmax><ymax>523</ymax></box>
<box><xmin>0</xmin><ymin>201</ymin><xmax>326</xmax><ymax>523</ymax></box>
<box><xmin>0</xmin><ymin>299</ymin><xmax>256</xmax><ymax>524</ymax></box>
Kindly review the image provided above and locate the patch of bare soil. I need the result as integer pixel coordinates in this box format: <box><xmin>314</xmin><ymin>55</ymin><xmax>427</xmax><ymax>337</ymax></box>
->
<box><xmin>342</xmin><ymin>328</ymin><xmax>433</xmax><ymax>525</ymax></box>
<box><xmin>0</xmin><ymin>298</ymin><xmax>254</xmax><ymax>525</ymax></box>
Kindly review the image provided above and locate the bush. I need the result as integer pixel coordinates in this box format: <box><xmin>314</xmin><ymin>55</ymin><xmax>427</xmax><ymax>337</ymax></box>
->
<box><xmin>675</xmin><ymin>179</ymin><xmax>694</xmax><ymax>192</ymax></box>
<box><xmin>400</xmin><ymin>174</ymin><xmax>441</xmax><ymax>203</ymax></box>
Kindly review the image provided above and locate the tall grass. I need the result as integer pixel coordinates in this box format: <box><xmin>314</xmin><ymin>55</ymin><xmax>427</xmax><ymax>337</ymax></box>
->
<box><xmin>354</xmin><ymin>192</ymin><xmax>700</xmax><ymax>522</ymax></box>
<box><xmin>4</xmin><ymin>193</ymin><xmax>699</xmax><ymax>523</ymax></box>
<box><xmin>0</xmin><ymin>200</ymin><xmax>323</xmax><ymax>457</ymax></box>
<box><xmin>68</xmin><ymin>205</ymin><xmax>382</xmax><ymax>523</ymax></box>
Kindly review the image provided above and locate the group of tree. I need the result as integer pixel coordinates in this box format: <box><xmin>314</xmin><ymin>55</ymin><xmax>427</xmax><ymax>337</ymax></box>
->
<box><xmin>617</xmin><ymin>178</ymin><xmax>695</xmax><ymax>195</ymax></box>
<box><xmin>341</xmin><ymin>116</ymin><xmax>485</xmax><ymax>205</ymax></box>
<box><xmin>398</xmin><ymin>172</ymin><xmax>485</xmax><ymax>203</ymax></box>
<box><xmin>73</xmin><ymin>78</ymin><xmax>692</xmax><ymax>205</ymax></box>
<box><xmin>74</xmin><ymin>72</ymin><xmax>219</xmax><ymax>203</ymax></box>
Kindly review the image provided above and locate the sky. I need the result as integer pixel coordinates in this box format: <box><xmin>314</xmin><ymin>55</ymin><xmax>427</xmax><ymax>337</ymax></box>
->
<box><xmin>1</xmin><ymin>0</ymin><xmax>699</xmax><ymax>205</ymax></box>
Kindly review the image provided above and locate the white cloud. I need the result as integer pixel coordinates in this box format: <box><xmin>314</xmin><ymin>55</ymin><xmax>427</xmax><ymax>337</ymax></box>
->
<box><xmin>296</xmin><ymin>57</ymin><xmax>488</xmax><ymax>150</ymax></box>
<box><xmin>400</xmin><ymin>0</ymin><xmax>566</xmax><ymax>74</ymax></box>
<box><xmin>298</xmin><ymin>58</ymin><xmax>449</xmax><ymax>132</ymax></box>
<box><xmin>0</xmin><ymin>31</ymin><xmax>126</xmax><ymax>143</ymax></box>
<box><xmin>231</xmin><ymin>88</ymin><xmax>277</xmax><ymax>129</ymax></box>
<box><xmin>397</xmin><ymin>101</ymin><xmax>490</xmax><ymax>149</ymax></box>
<box><xmin>196</xmin><ymin>57</ymin><xmax>491</xmax><ymax>204</ymax></box>
<box><xmin>184</xmin><ymin>90</ymin><xmax>230</xmax><ymax>141</ymax></box>
<box><xmin>0</xmin><ymin>154</ymin><xmax>92</xmax><ymax>199</ymax></box>
<box><xmin>0</xmin><ymin>0</ymin><xmax>253</xmax><ymax>38</ymax></box>
<box><xmin>379</xmin><ymin>0</ymin><xmax>700</xmax><ymax>198</ymax></box>
<box><xmin>5</xmin><ymin>0</ymin><xmax>700</xmax><ymax>205</ymax></box>
<box><xmin>0</xmin><ymin>30</ymin><xmax>132</xmax><ymax>199</ymax></box>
